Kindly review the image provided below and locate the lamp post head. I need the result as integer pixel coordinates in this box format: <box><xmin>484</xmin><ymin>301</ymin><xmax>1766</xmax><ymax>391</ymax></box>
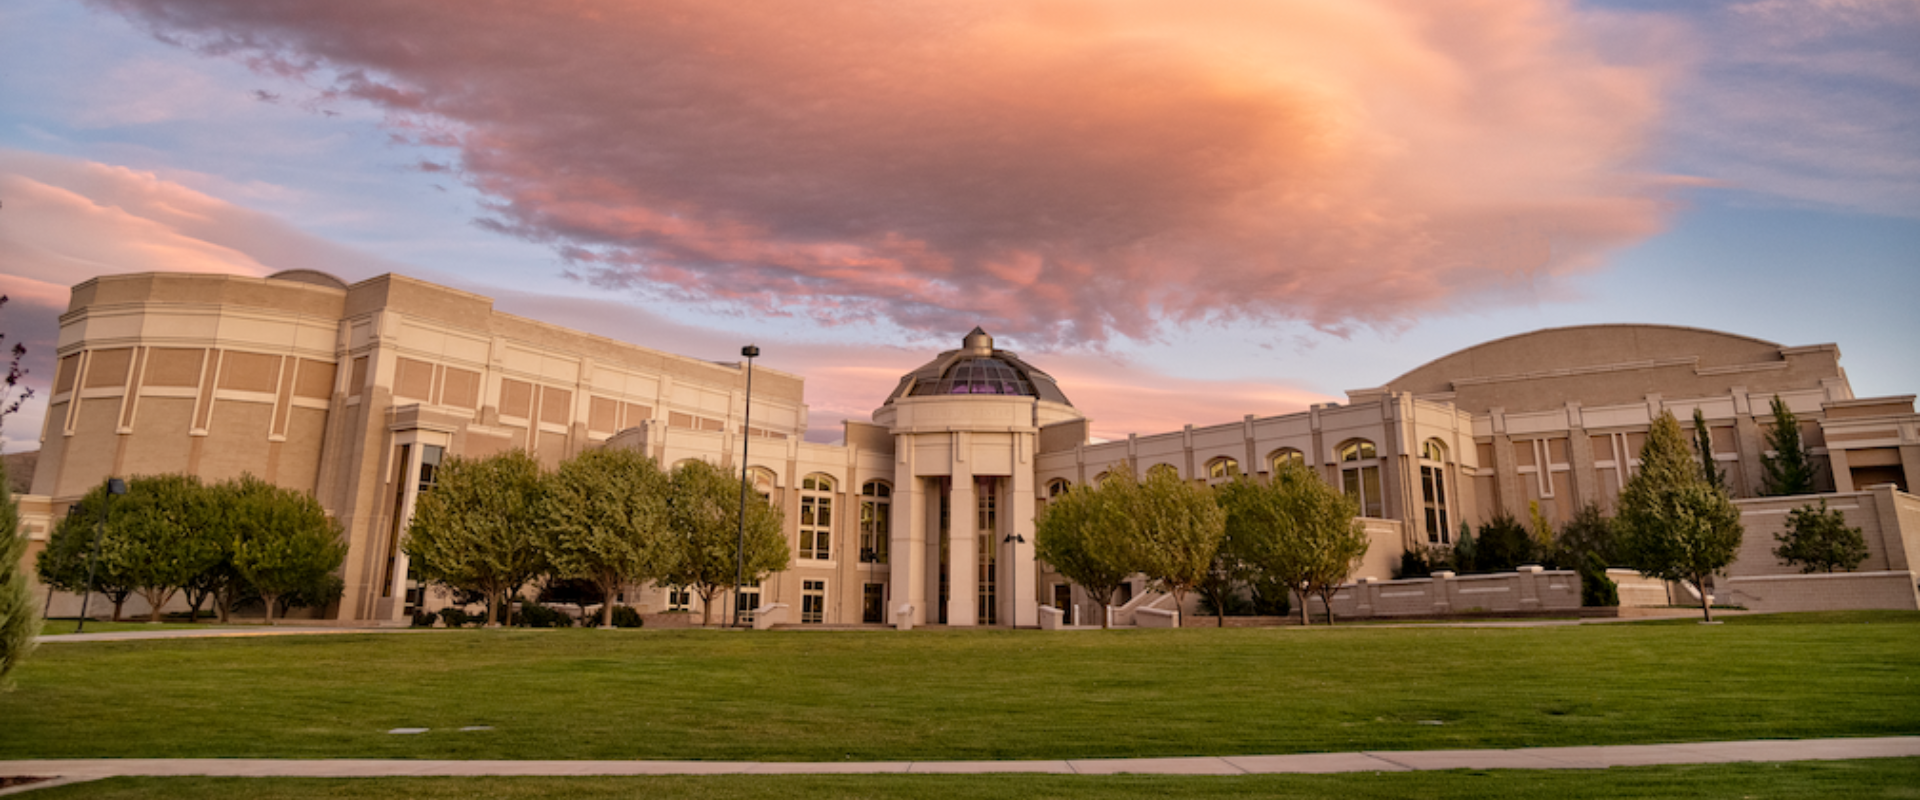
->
<box><xmin>741</xmin><ymin>345</ymin><xmax>760</xmax><ymax>359</ymax></box>
<box><xmin>106</xmin><ymin>478</ymin><xmax>127</xmax><ymax>496</ymax></box>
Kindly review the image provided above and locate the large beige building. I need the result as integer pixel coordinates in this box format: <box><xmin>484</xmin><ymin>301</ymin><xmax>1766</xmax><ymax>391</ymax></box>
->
<box><xmin>18</xmin><ymin>270</ymin><xmax>1920</xmax><ymax>624</ymax></box>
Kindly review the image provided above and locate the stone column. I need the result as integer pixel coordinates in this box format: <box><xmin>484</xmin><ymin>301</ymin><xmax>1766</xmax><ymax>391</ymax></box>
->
<box><xmin>948</xmin><ymin>446</ymin><xmax>977</xmax><ymax>627</ymax></box>
<box><xmin>1011</xmin><ymin>432</ymin><xmax>1038</xmax><ymax>627</ymax></box>
<box><xmin>891</xmin><ymin>438</ymin><xmax>925</xmax><ymax>625</ymax></box>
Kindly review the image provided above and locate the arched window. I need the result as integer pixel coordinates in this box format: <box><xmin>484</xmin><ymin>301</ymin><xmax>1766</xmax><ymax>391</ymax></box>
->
<box><xmin>1046</xmin><ymin>478</ymin><xmax>1071</xmax><ymax>498</ymax></box>
<box><xmin>1146</xmin><ymin>463</ymin><xmax>1179</xmax><ymax>481</ymax></box>
<box><xmin>1420</xmin><ymin>440</ymin><xmax>1450</xmax><ymax>544</ymax></box>
<box><xmin>800</xmin><ymin>473</ymin><xmax>835</xmax><ymax>560</ymax></box>
<box><xmin>1338</xmin><ymin>440</ymin><xmax>1383</xmax><ymax>518</ymax></box>
<box><xmin>1270</xmin><ymin>448</ymin><xmax>1306</xmax><ymax>474</ymax></box>
<box><xmin>860</xmin><ymin>480</ymin><xmax>890</xmax><ymax>564</ymax></box>
<box><xmin>1206</xmin><ymin>456</ymin><xmax>1240</xmax><ymax>482</ymax></box>
<box><xmin>746</xmin><ymin>466</ymin><xmax>778</xmax><ymax>506</ymax></box>
<box><xmin>1092</xmin><ymin>471</ymin><xmax>1111</xmax><ymax>487</ymax></box>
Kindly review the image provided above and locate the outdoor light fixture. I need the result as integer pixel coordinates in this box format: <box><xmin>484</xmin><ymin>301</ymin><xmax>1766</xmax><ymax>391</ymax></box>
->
<box><xmin>733</xmin><ymin>344</ymin><xmax>759</xmax><ymax>628</ymax></box>
<box><xmin>76</xmin><ymin>477</ymin><xmax>128</xmax><ymax>634</ymax></box>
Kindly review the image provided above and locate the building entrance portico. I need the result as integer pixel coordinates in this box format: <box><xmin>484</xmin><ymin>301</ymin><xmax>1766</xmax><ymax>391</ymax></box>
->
<box><xmin>877</xmin><ymin>328</ymin><xmax>1073</xmax><ymax>627</ymax></box>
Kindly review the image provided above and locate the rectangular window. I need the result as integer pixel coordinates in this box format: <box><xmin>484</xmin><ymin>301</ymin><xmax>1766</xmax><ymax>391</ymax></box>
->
<box><xmin>735</xmin><ymin>579</ymin><xmax>760</xmax><ymax>625</ymax></box>
<box><xmin>667</xmin><ymin>585</ymin><xmax>691</xmax><ymax>611</ymax></box>
<box><xmin>978</xmin><ymin>540</ymin><xmax>997</xmax><ymax>626</ymax></box>
<box><xmin>801</xmin><ymin>492</ymin><xmax>832</xmax><ymax>560</ymax></box>
<box><xmin>860</xmin><ymin>498</ymin><xmax>890</xmax><ymax>563</ymax></box>
<box><xmin>802</xmin><ymin>580</ymin><xmax>826</xmax><ymax>624</ymax></box>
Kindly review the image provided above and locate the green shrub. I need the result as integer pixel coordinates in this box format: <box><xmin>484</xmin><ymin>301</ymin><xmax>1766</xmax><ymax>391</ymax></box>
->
<box><xmin>410</xmin><ymin>610</ymin><xmax>437</xmax><ymax>628</ymax></box>
<box><xmin>437</xmin><ymin>607</ymin><xmax>474</xmax><ymax>628</ymax></box>
<box><xmin>513</xmin><ymin>599</ymin><xmax>574</xmax><ymax>628</ymax></box>
<box><xmin>1196</xmin><ymin>590</ymin><xmax>1253</xmax><ymax>617</ymax></box>
<box><xmin>1475</xmin><ymin>513</ymin><xmax>1535</xmax><ymax>572</ymax></box>
<box><xmin>1579</xmin><ymin>551</ymin><xmax>1619</xmax><ymax>607</ymax></box>
<box><xmin>610</xmin><ymin>605</ymin><xmax>644</xmax><ymax>628</ymax></box>
<box><xmin>1247</xmin><ymin>576</ymin><xmax>1291</xmax><ymax>617</ymax></box>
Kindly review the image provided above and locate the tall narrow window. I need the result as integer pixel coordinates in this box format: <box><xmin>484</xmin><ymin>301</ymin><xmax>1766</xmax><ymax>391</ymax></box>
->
<box><xmin>1420</xmin><ymin>440</ymin><xmax>1451</xmax><ymax>544</ymax></box>
<box><xmin>736</xmin><ymin>578</ymin><xmax>760</xmax><ymax>625</ymax></box>
<box><xmin>800</xmin><ymin>474</ymin><xmax>835</xmax><ymax>560</ymax></box>
<box><xmin>1339</xmin><ymin>440</ymin><xmax>1384</xmax><ymax>518</ymax></box>
<box><xmin>801</xmin><ymin>580</ymin><xmax>826</xmax><ymax>624</ymax></box>
<box><xmin>977</xmin><ymin>476</ymin><xmax>997</xmax><ymax>625</ymax></box>
<box><xmin>860</xmin><ymin>481</ymin><xmax>890</xmax><ymax>564</ymax></box>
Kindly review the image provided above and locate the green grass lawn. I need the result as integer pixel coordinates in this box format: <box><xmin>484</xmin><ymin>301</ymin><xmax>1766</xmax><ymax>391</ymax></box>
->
<box><xmin>38</xmin><ymin>619</ymin><xmax>256</xmax><ymax>636</ymax></box>
<box><xmin>22</xmin><ymin>760</ymin><xmax>1920</xmax><ymax>800</ymax></box>
<box><xmin>3</xmin><ymin>612</ymin><xmax>1916</xmax><ymax>761</ymax></box>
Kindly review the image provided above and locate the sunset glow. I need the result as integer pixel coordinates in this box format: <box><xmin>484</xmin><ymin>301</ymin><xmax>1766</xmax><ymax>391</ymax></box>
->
<box><xmin>1</xmin><ymin>0</ymin><xmax>1915</xmax><ymax>448</ymax></box>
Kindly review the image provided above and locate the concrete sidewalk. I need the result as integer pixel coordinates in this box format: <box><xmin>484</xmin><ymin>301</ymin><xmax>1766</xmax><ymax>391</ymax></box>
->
<box><xmin>2</xmin><ymin>737</ymin><xmax>1914</xmax><ymax>784</ymax></box>
<box><xmin>36</xmin><ymin>626</ymin><xmax>406</xmax><ymax>644</ymax></box>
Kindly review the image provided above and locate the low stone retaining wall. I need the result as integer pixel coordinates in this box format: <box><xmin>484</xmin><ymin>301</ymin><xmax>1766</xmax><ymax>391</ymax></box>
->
<box><xmin>1307</xmin><ymin>566</ymin><xmax>1582</xmax><ymax>620</ymax></box>
<box><xmin>1721</xmin><ymin>570</ymin><xmax>1919</xmax><ymax>612</ymax></box>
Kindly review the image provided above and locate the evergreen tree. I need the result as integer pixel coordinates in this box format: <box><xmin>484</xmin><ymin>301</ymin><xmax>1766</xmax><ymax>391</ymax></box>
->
<box><xmin>1</xmin><ymin>461</ymin><xmax>35</xmax><ymax>686</ymax></box>
<box><xmin>1692</xmin><ymin>408</ymin><xmax>1723</xmax><ymax>490</ymax></box>
<box><xmin>1617</xmin><ymin>411</ymin><xmax>1744</xmax><ymax>622</ymax></box>
<box><xmin>1474</xmin><ymin>513</ymin><xmax>1533</xmax><ymax>572</ymax></box>
<box><xmin>1773</xmin><ymin>500</ymin><xmax>1869</xmax><ymax>574</ymax></box>
<box><xmin>1761</xmin><ymin>396</ymin><xmax>1817</xmax><ymax>496</ymax></box>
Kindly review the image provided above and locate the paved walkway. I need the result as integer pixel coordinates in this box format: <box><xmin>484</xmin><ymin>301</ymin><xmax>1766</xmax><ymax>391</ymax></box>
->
<box><xmin>2</xmin><ymin>737</ymin><xmax>1914</xmax><ymax>785</ymax></box>
<box><xmin>36</xmin><ymin>626</ymin><xmax>405</xmax><ymax>644</ymax></box>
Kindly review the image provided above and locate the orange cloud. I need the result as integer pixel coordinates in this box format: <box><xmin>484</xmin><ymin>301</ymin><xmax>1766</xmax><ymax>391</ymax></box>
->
<box><xmin>98</xmin><ymin>0</ymin><xmax>1677</xmax><ymax>343</ymax></box>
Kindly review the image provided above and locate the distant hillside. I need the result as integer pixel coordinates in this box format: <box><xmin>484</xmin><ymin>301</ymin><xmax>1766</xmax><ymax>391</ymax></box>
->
<box><xmin>3</xmin><ymin>450</ymin><xmax>35</xmax><ymax>495</ymax></box>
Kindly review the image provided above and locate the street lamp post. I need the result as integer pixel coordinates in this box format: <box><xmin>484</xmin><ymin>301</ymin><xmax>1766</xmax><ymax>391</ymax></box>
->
<box><xmin>76</xmin><ymin>477</ymin><xmax>127</xmax><ymax>634</ymax></box>
<box><xmin>1003</xmin><ymin>532</ymin><xmax>1025</xmax><ymax>629</ymax></box>
<box><xmin>732</xmin><ymin>344</ymin><xmax>759</xmax><ymax>628</ymax></box>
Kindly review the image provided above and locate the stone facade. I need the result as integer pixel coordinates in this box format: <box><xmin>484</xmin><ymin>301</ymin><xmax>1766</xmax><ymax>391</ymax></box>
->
<box><xmin>16</xmin><ymin>270</ymin><xmax>1920</xmax><ymax>624</ymax></box>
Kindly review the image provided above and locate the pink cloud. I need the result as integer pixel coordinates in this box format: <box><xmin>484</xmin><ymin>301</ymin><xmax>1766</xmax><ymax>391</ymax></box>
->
<box><xmin>96</xmin><ymin>0</ymin><xmax>1678</xmax><ymax>344</ymax></box>
<box><xmin>0</xmin><ymin>150</ymin><xmax>409</xmax><ymax>451</ymax></box>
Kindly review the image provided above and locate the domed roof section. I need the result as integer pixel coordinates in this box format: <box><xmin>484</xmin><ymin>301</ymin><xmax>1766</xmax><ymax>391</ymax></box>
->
<box><xmin>266</xmin><ymin>269</ymin><xmax>349</xmax><ymax>291</ymax></box>
<box><xmin>884</xmin><ymin>327</ymin><xmax>1073</xmax><ymax>407</ymax></box>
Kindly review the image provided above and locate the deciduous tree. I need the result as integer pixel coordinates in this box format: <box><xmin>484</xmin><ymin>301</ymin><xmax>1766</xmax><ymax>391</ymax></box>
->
<box><xmin>1124</xmin><ymin>467</ymin><xmax>1224</xmax><ymax>617</ymax></box>
<box><xmin>111</xmin><ymin>474</ymin><xmax>224</xmax><ymax>622</ymax></box>
<box><xmin>226</xmin><ymin>476</ymin><xmax>346</xmax><ymax>625</ymax></box>
<box><xmin>662</xmin><ymin>459</ymin><xmax>787</xmax><ymax>626</ymax></box>
<box><xmin>1617</xmin><ymin>411</ymin><xmax>1744</xmax><ymax>622</ymax></box>
<box><xmin>544</xmin><ymin>449</ymin><xmax>676</xmax><ymax>628</ymax></box>
<box><xmin>1773</xmin><ymin>500</ymin><xmax>1869</xmax><ymax>574</ymax></box>
<box><xmin>405</xmin><ymin>450</ymin><xmax>550</xmax><ymax>626</ymax></box>
<box><xmin>1225</xmin><ymin>462</ymin><xmax>1367</xmax><ymax>625</ymax></box>
<box><xmin>1035</xmin><ymin>472</ymin><xmax>1140</xmax><ymax>629</ymax></box>
<box><xmin>38</xmin><ymin>483</ymin><xmax>136</xmax><ymax>622</ymax></box>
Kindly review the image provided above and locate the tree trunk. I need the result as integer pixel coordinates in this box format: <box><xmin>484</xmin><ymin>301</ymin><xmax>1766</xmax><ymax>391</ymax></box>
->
<box><xmin>1696</xmin><ymin>576</ymin><xmax>1713</xmax><ymax>623</ymax></box>
<box><xmin>1298</xmin><ymin>585</ymin><xmax>1310</xmax><ymax>626</ymax></box>
<box><xmin>111</xmin><ymin>595</ymin><xmax>125</xmax><ymax>622</ymax></box>
<box><xmin>1319</xmin><ymin>588</ymin><xmax>1337</xmax><ymax>626</ymax></box>
<box><xmin>698</xmin><ymin>587</ymin><xmax>716</xmax><ymax>626</ymax></box>
<box><xmin>262</xmin><ymin>593</ymin><xmax>278</xmax><ymax>625</ymax></box>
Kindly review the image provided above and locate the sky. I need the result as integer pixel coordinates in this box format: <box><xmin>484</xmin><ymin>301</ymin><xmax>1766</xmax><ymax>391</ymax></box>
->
<box><xmin>1</xmin><ymin>0</ymin><xmax>1915</xmax><ymax>452</ymax></box>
